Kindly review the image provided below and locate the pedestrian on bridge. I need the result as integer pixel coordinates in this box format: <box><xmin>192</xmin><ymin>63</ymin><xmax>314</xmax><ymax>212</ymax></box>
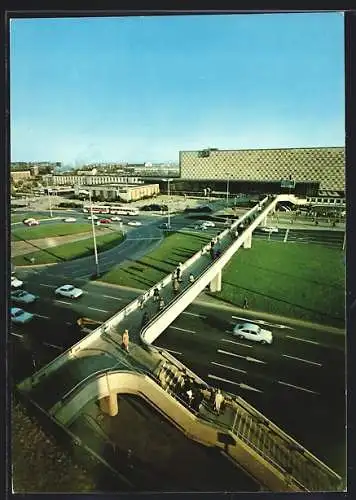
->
<box><xmin>153</xmin><ymin>287</ymin><xmax>160</xmax><ymax>302</ymax></box>
<box><xmin>189</xmin><ymin>273</ymin><xmax>195</xmax><ymax>284</ymax></box>
<box><xmin>214</xmin><ymin>389</ymin><xmax>224</xmax><ymax>415</ymax></box>
<box><xmin>158</xmin><ymin>297</ymin><xmax>165</xmax><ymax>311</ymax></box>
<box><xmin>122</xmin><ymin>329</ymin><xmax>129</xmax><ymax>352</ymax></box>
<box><xmin>176</xmin><ymin>263</ymin><xmax>183</xmax><ymax>282</ymax></box>
<box><xmin>243</xmin><ymin>296</ymin><xmax>248</xmax><ymax>309</ymax></box>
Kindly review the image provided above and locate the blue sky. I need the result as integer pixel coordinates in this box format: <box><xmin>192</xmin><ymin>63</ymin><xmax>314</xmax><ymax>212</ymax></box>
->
<box><xmin>10</xmin><ymin>12</ymin><xmax>344</xmax><ymax>165</ymax></box>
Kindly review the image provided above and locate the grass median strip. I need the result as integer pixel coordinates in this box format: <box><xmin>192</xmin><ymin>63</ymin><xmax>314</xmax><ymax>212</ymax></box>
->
<box><xmin>12</xmin><ymin>232</ymin><xmax>124</xmax><ymax>265</ymax></box>
<box><xmin>100</xmin><ymin>232</ymin><xmax>211</xmax><ymax>289</ymax></box>
<box><xmin>12</xmin><ymin>223</ymin><xmax>94</xmax><ymax>240</ymax></box>
<box><xmin>99</xmin><ymin>231</ymin><xmax>344</xmax><ymax>327</ymax></box>
<box><xmin>211</xmin><ymin>239</ymin><xmax>345</xmax><ymax>327</ymax></box>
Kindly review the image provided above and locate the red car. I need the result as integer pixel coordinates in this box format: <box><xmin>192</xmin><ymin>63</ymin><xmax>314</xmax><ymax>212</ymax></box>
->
<box><xmin>98</xmin><ymin>218</ymin><xmax>112</xmax><ymax>224</ymax></box>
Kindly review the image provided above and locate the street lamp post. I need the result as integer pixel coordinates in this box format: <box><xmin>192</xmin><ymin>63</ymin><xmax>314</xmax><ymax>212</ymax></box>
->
<box><xmin>162</xmin><ymin>178</ymin><xmax>173</xmax><ymax>229</ymax></box>
<box><xmin>89</xmin><ymin>190</ymin><xmax>100</xmax><ymax>276</ymax></box>
<box><xmin>46</xmin><ymin>177</ymin><xmax>53</xmax><ymax>217</ymax></box>
<box><xmin>226</xmin><ymin>172</ymin><xmax>230</xmax><ymax>209</ymax></box>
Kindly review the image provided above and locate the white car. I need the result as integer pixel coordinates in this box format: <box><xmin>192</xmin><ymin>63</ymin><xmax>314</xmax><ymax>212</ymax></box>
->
<box><xmin>261</xmin><ymin>226</ymin><xmax>278</xmax><ymax>233</ymax></box>
<box><xmin>11</xmin><ymin>276</ymin><xmax>23</xmax><ymax>289</ymax></box>
<box><xmin>202</xmin><ymin>221</ymin><xmax>215</xmax><ymax>228</ymax></box>
<box><xmin>111</xmin><ymin>216</ymin><xmax>122</xmax><ymax>222</ymax></box>
<box><xmin>233</xmin><ymin>322</ymin><xmax>273</xmax><ymax>345</ymax></box>
<box><xmin>87</xmin><ymin>215</ymin><xmax>98</xmax><ymax>220</ymax></box>
<box><xmin>23</xmin><ymin>218</ymin><xmax>40</xmax><ymax>226</ymax></box>
<box><xmin>127</xmin><ymin>221</ymin><xmax>142</xmax><ymax>226</ymax></box>
<box><xmin>63</xmin><ymin>217</ymin><xmax>77</xmax><ymax>223</ymax></box>
<box><xmin>10</xmin><ymin>307</ymin><xmax>34</xmax><ymax>324</ymax></box>
<box><xmin>11</xmin><ymin>289</ymin><xmax>38</xmax><ymax>304</ymax></box>
<box><xmin>55</xmin><ymin>284</ymin><xmax>83</xmax><ymax>299</ymax></box>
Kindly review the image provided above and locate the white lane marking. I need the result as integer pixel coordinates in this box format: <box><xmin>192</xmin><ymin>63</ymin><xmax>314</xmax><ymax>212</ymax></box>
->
<box><xmin>103</xmin><ymin>295</ymin><xmax>123</xmax><ymax>301</ymax></box>
<box><xmin>155</xmin><ymin>347</ymin><xmax>183</xmax><ymax>355</ymax></box>
<box><xmin>220</xmin><ymin>338</ymin><xmax>253</xmax><ymax>348</ymax></box>
<box><xmin>11</xmin><ymin>332</ymin><xmax>23</xmax><ymax>339</ymax></box>
<box><xmin>65</xmin><ymin>321</ymin><xmax>72</xmax><ymax>325</ymax></box>
<box><xmin>284</xmin><ymin>228</ymin><xmax>289</xmax><ymax>243</ymax></box>
<box><xmin>35</xmin><ymin>314</ymin><xmax>50</xmax><ymax>320</ymax></box>
<box><xmin>232</xmin><ymin>315</ymin><xmax>294</xmax><ymax>330</ymax></box>
<box><xmin>88</xmin><ymin>307</ymin><xmax>109</xmax><ymax>313</ymax></box>
<box><xmin>282</xmin><ymin>354</ymin><xmax>322</xmax><ymax>367</ymax></box>
<box><xmin>43</xmin><ymin>342</ymin><xmax>63</xmax><ymax>350</ymax></box>
<box><xmin>40</xmin><ymin>284</ymin><xmax>56</xmax><ymax>288</ymax></box>
<box><xmin>208</xmin><ymin>374</ymin><xmax>239</xmax><ymax>386</ymax></box>
<box><xmin>211</xmin><ymin>361</ymin><xmax>247</xmax><ymax>374</ymax></box>
<box><xmin>217</xmin><ymin>349</ymin><xmax>266</xmax><ymax>364</ymax></box>
<box><xmin>208</xmin><ymin>374</ymin><xmax>263</xmax><ymax>393</ymax></box>
<box><xmin>55</xmin><ymin>300</ymin><xmax>72</xmax><ymax>305</ymax></box>
<box><xmin>285</xmin><ymin>335</ymin><xmax>319</xmax><ymax>345</ymax></box>
<box><xmin>170</xmin><ymin>326</ymin><xmax>196</xmax><ymax>334</ymax></box>
<box><xmin>278</xmin><ymin>381</ymin><xmax>320</xmax><ymax>395</ymax></box>
<box><xmin>182</xmin><ymin>311</ymin><xmax>207</xmax><ymax>319</ymax></box>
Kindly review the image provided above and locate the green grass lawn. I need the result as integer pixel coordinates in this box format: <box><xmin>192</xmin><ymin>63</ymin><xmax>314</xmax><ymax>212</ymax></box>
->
<box><xmin>101</xmin><ymin>234</ymin><xmax>345</xmax><ymax>326</ymax></box>
<box><xmin>101</xmin><ymin>231</ymin><xmax>212</xmax><ymax>289</ymax></box>
<box><xmin>13</xmin><ymin>232</ymin><xmax>125</xmax><ymax>265</ymax></box>
<box><xmin>212</xmin><ymin>240</ymin><xmax>345</xmax><ymax>326</ymax></box>
<box><xmin>12</xmin><ymin>223</ymin><xmax>94</xmax><ymax>241</ymax></box>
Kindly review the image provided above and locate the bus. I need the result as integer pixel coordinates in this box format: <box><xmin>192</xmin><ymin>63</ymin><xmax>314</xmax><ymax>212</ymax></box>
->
<box><xmin>82</xmin><ymin>204</ymin><xmax>139</xmax><ymax>216</ymax></box>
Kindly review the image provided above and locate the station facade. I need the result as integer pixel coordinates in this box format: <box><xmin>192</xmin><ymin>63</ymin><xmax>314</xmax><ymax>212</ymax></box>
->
<box><xmin>179</xmin><ymin>146</ymin><xmax>345</xmax><ymax>193</ymax></box>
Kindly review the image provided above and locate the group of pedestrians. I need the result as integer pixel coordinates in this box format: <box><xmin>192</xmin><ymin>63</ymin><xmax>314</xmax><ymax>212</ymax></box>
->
<box><xmin>175</xmin><ymin>371</ymin><xmax>205</xmax><ymax>412</ymax></box>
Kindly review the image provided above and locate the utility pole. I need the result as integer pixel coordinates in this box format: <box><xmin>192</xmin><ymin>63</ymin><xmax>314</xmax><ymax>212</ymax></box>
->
<box><xmin>89</xmin><ymin>190</ymin><xmax>100</xmax><ymax>276</ymax></box>
<box><xmin>226</xmin><ymin>172</ymin><xmax>230</xmax><ymax>209</ymax></box>
<box><xmin>162</xmin><ymin>178</ymin><xmax>173</xmax><ymax>229</ymax></box>
<box><xmin>46</xmin><ymin>176</ymin><xmax>53</xmax><ymax>217</ymax></box>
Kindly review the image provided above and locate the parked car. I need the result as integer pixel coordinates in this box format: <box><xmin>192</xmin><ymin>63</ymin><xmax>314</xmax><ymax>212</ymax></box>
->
<box><xmin>97</xmin><ymin>218</ymin><xmax>112</xmax><ymax>224</ymax></box>
<box><xmin>87</xmin><ymin>215</ymin><xmax>98</xmax><ymax>220</ymax></box>
<box><xmin>63</xmin><ymin>217</ymin><xmax>77</xmax><ymax>223</ymax></box>
<box><xmin>111</xmin><ymin>216</ymin><xmax>122</xmax><ymax>222</ymax></box>
<box><xmin>11</xmin><ymin>289</ymin><xmax>38</xmax><ymax>304</ymax></box>
<box><xmin>11</xmin><ymin>276</ymin><xmax>23</xmax><ymax>289</ymax></box>
<box><xmin>127</xmin><ymin>221</ymin><xmax>142</xmax><ymax>226</ymax></box>
<box><xmin>23</xmin><ymin>218</ymin><xmax>40</xmax><ymax>226</ymax></box>
<box><xmin>261</xmin><ymin>226</ymin><xmax>278</xmax><ymax>233</ymax></box>
<box><xmin>233</xmin><ymin>322</ymin><xmax>273</xmax><ymax>345</ymax></box>
<box><xmin>10</xmin><ymin>307</ymin><xmax>34</xmax><ymax>324</ymax></box>
<box><xmin>55</xmin><ymin>284</ymin><xmax>83</xmax><ymax>299</ymax></box>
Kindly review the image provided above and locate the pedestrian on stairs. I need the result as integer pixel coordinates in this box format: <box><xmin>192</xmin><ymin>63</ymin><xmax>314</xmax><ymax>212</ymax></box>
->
<box><xmin>214</xmin><ymin>389</ymin><xmax>224</xmax><ymax>415</ymax></box>
<box><xmin>122</xmin><ymin>329</ymin><xmax>129</xmax><ymax>352</ymax></box>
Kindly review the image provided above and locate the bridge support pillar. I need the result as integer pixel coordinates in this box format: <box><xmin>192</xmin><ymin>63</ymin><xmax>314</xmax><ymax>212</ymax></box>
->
<box><xmin>261</xmin><ymin>216</ymin><xmax>268</xmax><ymax>227</ymax></box>
<box><xmin>99</xmin><ymin>393</ymin><xmax>118</xmax><ymax>417</ymax></box>
<box><xmin>210</xmin><ymin>270</ymin><xmax>222</xmax><ymax>292</ymax></box>
<box><xmin>243</xmin><ymin>233</ymin><xmax>252</xmax><ymax>249</ymax></box>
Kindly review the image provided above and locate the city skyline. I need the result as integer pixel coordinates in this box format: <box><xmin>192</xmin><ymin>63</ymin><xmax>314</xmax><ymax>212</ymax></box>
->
<box><xmin>10</xmin><ymin>12</ymin><xmax>344</xmax><ymax>165</ymax></box>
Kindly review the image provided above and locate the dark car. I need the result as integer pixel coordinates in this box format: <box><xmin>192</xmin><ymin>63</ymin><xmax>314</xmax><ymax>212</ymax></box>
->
<box><xmin>98</xmin><ymin>218</ymin><xmax>112</xmax><ymax>224</ymax></box>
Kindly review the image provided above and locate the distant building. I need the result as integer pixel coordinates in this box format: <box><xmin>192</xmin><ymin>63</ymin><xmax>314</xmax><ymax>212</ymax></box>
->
<box><xmin>77</xmin><ymin>183</ymin><xmax>160</xmax><ymax>202</ymax></box>
<box><xmin>52</xmin><ymin>174</ymin><xmax>143</xmax><ymax>186</ymax></box>
<box><xmin>179</xmin><ymin>146</ymin><xmax>345</xmax><ymax>192</ymax></box>
<box><xmin>11</xmin><ymin>170</ymin><xmax>31</xmax><ymax>183</ymax></box>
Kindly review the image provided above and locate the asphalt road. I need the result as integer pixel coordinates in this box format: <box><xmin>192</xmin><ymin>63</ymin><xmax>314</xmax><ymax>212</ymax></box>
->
<box><xmin>150</xmin><ymin>301</ymin><xmax>345</xmax><ymax>475</ymax></box>
<box><xmin>10</xmin><ymin>276</ymin><xmax>346</xmax><ymax>475</ymax></box>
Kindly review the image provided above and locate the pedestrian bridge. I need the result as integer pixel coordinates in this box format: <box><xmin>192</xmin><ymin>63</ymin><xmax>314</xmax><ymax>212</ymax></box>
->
<box><xmin>17</xmin><ymin>194</ymin><xmax>343</xmax><ymax>492</ymax></box>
